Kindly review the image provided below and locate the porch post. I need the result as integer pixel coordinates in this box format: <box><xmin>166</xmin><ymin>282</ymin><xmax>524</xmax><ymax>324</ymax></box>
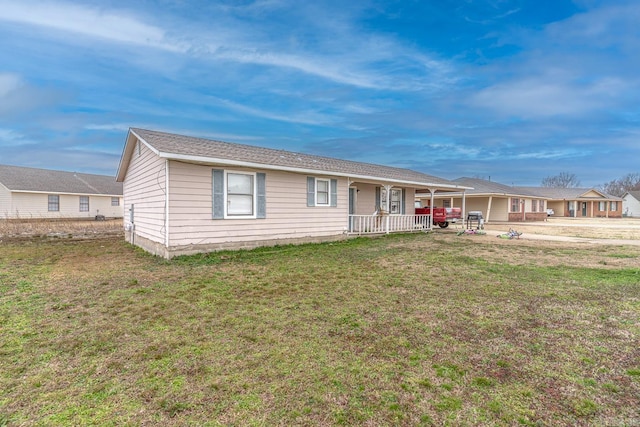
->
<box><xmin>462</xmin><ymin>191</ymin><xmax>467</xmax><ymax>222</ymax></box>
<box><xmin>430</xmin><ymin>189</ymin><xmax>435</xmax><ymax>229</ymax></box>
<box><xmin>486</xmin><ymin>195</ymin><xmax>492</xmax><ymax>223</ymax></box>
<box><xmin>384</xmin><ymin>184</ymin><xmax>392</xmax><ymax>234</ymax></box>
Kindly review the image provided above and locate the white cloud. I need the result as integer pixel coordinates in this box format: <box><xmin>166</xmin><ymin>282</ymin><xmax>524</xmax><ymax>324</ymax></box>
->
<box><xmin>0</xmin><ymin>0</ymin><xmax>186</xmax><ymax>52</ymax></box>
<box><xmin>0</xmin><ymin>127</ymin><xmax>31</xmax><ymax>145</ymax></box>
<box><xmin>0</xmin><ymin>73</ymin><xmax>23</xmax><ymax>97</ymax></box>
<box><xmin>0</xmin><ymin>1</ymin><xmax>456</xmax><ymax>91</ymax></box>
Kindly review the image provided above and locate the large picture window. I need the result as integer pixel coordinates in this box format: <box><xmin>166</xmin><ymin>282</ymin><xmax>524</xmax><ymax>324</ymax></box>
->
<box><xmin>212</xmin><ymin>169</ymin><xmax>266</xmax><ymax>219</ymax></box>
<box><xmin>227</xmin><ymin>172</ymin><xmax>254</xmax><ymax>216</ymax></box>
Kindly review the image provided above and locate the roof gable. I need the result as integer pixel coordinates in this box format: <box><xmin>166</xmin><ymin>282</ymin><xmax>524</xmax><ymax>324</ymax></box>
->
<box><xmin>0</xmin><ymin>164</ymin><xmax>122</xmax><ymax>195</ymax></box>
<box><xmin>623</xmin><ymin>190</ymin><xmax>640</xmax><ymax>200</ymax></box>
<box><xmin>117</xmin><ymin>128</ymin><xmax>469</xmax><ymax>190</ymax></box>
<box><xmin>516</xmin><ymin>186</ymin><xmax>621</xmax><ymax>200</ymax></box>
<box><xmin>451</xmin><ymin>177</ymin><xmax>539</xmax><ymax>197</ymax></box>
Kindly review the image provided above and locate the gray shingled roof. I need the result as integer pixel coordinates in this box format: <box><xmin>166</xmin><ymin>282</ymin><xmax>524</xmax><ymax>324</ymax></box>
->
<box><xmin>127</xmin><ymin>128</ymin><xmax>466</xmax><ymax>189</ymax></box>
<box><xmin>515</xmin><ymin>187</ymin><xmax>621</xmax><ymax>200</ymax></box>
<box><xmin>0</xmin><ymin>164</ymin><xmax>122</xmax><ymax>195</ymax></box>
<box><xmin>452</xmin><ymin>177</ymin><xmax>540</xmax><ymax>196</ymax></box>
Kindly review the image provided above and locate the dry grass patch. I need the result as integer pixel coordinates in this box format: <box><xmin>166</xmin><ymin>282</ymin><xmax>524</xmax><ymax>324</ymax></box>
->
<box><xmin>1</xmin><ymin>233</ymin><xmax>639</xmax><ymax>426</ymax></box>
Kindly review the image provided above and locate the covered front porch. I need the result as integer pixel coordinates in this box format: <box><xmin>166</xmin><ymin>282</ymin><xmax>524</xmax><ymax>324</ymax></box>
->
<box><xmin>345</xmin><ymin>179</ymin><xmax>467</xmax><ymax>235</ymax></box>
<box><xmin>347</xmin><ymin>213</ymin><xmax>431</xmax><ymax>235</ymax></box>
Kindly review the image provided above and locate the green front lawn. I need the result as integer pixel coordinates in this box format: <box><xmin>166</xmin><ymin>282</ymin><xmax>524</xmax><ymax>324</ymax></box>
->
<box><xmin>1</xmin><ymin>234</ymin><xmax>639</xmax><ymax>425</ymax></box>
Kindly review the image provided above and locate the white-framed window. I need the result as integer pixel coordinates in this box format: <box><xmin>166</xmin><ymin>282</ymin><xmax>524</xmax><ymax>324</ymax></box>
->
<box><xmin>390</xmin><ymin>189</ymin><xmax>402</xmax><ymax>214</ymax></box>
<box><xmin>213</xmin><ymin>169</ymin><xmax>266</xmax><ymax>220</ymax></box>
<box><xmin>378</xmin><ymin>187</ymin><xmax>404</xmax><ymax>214</ymax></box>
<box><xmin>511</xmin><ymin>198</ymin><xmax>520</xmax><ymax>213</ymax></box>
<box><xmin>79</xmin><ymin>196</ymin><xmax>89</xmax><ymax>212</ymax></box>
<box><xmin>532</xmin><ymin>200</ymin><xmax>538</xmax><ymax>212</ymax></box>
<box><xmin>111</xmin><ymin>197</ymin><xmax>120</xmax><ymax>206</ymax></box>
<box><xmin>610</xmin><ymin>201</ymin><xmax>618</xmax><ymax>211</ymax></box>
<box><xmin>48</xmin><ymin>195</ymin><xmax>60</xmax><ymax>212</ymax></box>
<box><xmin>316</xmin><ymin>178</ymin><xmax>330</xmax><ymax>206</ymax></box>
<box><xmin>307</xmin><ymin>177</ymin><xmax>337</xmax><ymax>207</ymax></box>
<box><xmin>599</xmin><ymin>201</ymin><xmax>606</xmax><ymax>211</ymax></box>
<box><xmin>226</xmin><ymin>171</ymin><xmax>255</xmax><ymax>217</ymax></box>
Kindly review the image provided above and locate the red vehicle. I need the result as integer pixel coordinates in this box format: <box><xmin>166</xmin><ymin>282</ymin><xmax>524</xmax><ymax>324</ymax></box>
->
<box><xmin>415</xmin><ymin>203</ymin><xmax>462</xmax><ymax>228</ymax></box>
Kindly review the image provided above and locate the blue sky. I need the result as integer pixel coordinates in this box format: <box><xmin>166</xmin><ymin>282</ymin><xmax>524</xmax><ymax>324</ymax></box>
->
<box><xmin>0</xmin><ymin>0</ymin><xmax>638</xmax><ymax>186</ymax></box>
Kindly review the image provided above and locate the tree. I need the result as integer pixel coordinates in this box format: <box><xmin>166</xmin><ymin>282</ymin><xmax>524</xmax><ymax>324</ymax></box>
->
<box><xmin>541</xmin><ymin>172</ymin><xmax>581</xmax><ymax>188</ymax></box>
<box><xmin>599</xmin><ymin>173</ymin><xmax>640</xmax><ymax>197</ymax></box>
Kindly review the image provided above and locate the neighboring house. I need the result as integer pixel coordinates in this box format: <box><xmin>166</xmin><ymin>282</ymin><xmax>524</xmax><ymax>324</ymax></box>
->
<box><xmin>622</xmin><ymin>190</ymin><xmax>640</xmax><ymax>218</ymax></box>
<box><xmin>0</xmin><ymin>164</ymin><xmax>123</xmax><ymax>219</ymax></box>
<box><xmin>417</xmin><ymin>177</ymin><xmax>549</xmax><ymax>223</ymax></box>
<box><xmin>516</xmin><ymin>187</ymin><xmax>623</xmax><ymax>218</ymax></box>
<box><xmin>116</xmin><ymin>128</ymin><xmax>469</xmax><ymax>258</ymax></box>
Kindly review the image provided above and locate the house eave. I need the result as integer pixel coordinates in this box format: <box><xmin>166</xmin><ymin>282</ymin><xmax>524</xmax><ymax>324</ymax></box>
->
<box><xmin>158</xmin><ymin>151</ymin><xmax>471</xmax><ymax>191</ymax></box>
<box><xmin>10</xmin><ymin>189</ymin><xmax>122</xmax><ymax>197</ymax></box>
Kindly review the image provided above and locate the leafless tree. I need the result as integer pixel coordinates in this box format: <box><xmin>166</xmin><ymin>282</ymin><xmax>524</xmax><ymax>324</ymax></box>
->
<box><xmin>599</xmin><ymin>173</ymin><xmax>640</xmax><ymax>196</ymax></box>
<box><xmin>541</xmin><ymin>172</ymin><xmax>581</xmax><ymax>188</ymax></box>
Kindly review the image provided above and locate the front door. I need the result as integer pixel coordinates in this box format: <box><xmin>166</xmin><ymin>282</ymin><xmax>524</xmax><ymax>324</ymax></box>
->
<box><xmin>582</xmin><ymin>202</ymin><xmax>587</xmax><ymax>217</ymax></box>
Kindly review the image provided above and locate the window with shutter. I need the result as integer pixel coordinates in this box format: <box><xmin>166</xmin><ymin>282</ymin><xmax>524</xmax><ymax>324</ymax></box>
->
<box><xmin>212</xmin><ymin>169</ymin><xmax>266</xmax><ymax>219</ymax></box>
<box><xmin>307</xmin><ymin>177</ymin><xmax>338</xmax><ymax>207</ymax></box>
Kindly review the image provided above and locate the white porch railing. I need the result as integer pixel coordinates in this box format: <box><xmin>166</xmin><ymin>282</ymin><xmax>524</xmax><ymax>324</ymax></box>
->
<box><xmin>348</xmin><ymin>214</ymin><xmax>431</xmax><ymax>235</ymax></box>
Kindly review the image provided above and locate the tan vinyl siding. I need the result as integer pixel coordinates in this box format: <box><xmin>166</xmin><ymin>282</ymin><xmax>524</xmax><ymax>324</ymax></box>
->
<box><xmin>167</xmin><ymin>161</ymin><xmax>349</xmax><ymax>247</ymax></box>
<box><xmin>6</xmin><ymin>192</ymin><xmax>122</xmax><ymax>219</ymax></box>
<box><xmin>444</xmin><ymin>197</ymin><xmax>509</xmax><ymax>222</ymax></box>
<box><xmin>123</xmin><ymin>140</ymin><xmax>167</xmax><ymax>245</ymax></box>
<box><xmin>91</xmin><ymin>196</ymin><xmax>124</xmax><ymax>218</ymax></box>
<box><xmin>404</xmin><ymin>188</ymin><xmax>415</xmax><ymax>214</ymax></box>
<box><xmin>354</xmin><ymin>183</ymin><xmax>378</xmax><ymax>215</ymax></box>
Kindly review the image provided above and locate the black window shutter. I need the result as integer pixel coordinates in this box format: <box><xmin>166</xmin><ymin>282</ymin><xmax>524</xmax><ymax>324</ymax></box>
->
<box><xmin>375</xmin><ymin>187</ymin><xmax>381</xmax><ymax>210</ymax></box>
<box><xmin>401</xmin><ymin>189</ymin><xmax>405</xmax><ymax>214</ymax></box>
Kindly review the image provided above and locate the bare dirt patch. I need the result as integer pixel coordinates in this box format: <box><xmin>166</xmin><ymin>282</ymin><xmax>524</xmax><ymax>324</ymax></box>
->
<box><xmin>423</xmin><ymin>217</ymin><xmax>640</xmax><ymax>270</ymax></box>
<box><xmin>482</xmin><ymin>217</ymin><xmax>640</xmax><ymax>241</ymax></box>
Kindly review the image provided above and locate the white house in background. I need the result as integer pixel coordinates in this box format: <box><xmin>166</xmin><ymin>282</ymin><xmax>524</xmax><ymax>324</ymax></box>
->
<box><xmin>622</xmin><ymin>191</ymin><xmax>640</xmax><ymax>218</ymax></box>
<box><xmin>116</xmin><ymin>128</ymin><xmax>470</xmax><ymax>258</ymax></box>
<box><xmin>0</xmin><ymin>164</ymin><xmax>123</xmax><ymax>219</ymax></box>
